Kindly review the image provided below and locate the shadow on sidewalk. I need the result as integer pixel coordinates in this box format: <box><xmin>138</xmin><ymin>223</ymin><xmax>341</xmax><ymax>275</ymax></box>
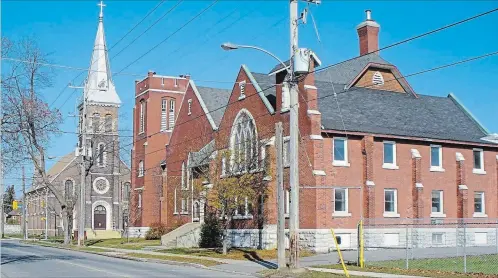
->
<box><xmin>235</xmin><ymin>248</ymin><xmax>278</xmax><ymax>269</ymax></box>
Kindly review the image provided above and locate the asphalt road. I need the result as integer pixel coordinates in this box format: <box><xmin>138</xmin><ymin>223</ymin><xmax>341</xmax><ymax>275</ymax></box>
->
<box><xmin>0</xmin><ymin>240</ymin><xmax>249</xmax><ymax>278</ymax></box>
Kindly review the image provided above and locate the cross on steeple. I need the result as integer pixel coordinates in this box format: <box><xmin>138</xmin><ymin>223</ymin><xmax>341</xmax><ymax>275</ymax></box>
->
<box><xmin>98</xmin><ymin>0</ymin><xmax>106</xmax><ymax>20</ymax></box>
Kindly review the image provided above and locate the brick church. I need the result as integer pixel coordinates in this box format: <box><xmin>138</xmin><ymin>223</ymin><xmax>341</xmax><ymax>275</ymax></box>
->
<box><xmin>130</xmin><ymin>10</ymin><xmax>498</xmax><ymax>251</ymax></box>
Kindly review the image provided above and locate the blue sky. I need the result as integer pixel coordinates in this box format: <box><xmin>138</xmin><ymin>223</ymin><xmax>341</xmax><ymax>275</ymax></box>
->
<box><xmin>2</xmin><ymin>1</ymin><xmax>497</xmax><ymax>194</ymax></box>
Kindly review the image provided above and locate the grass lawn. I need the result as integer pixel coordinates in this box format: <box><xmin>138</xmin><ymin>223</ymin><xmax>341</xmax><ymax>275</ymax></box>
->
<box><xmin>367</xmin><ymin>254</ymin><xmax>498</xmax><ymax>276</ymax></box>
<box><xmin>317</xmin><ymin>260</ymin><xmax>498</xmax><ymax>278</ymax></box>
<box><xmin>260</xmin><ymin>269</ymin><xmax>363</xmax><ymax>278</ymax></box>
<box><xmin>85</xmin><ymin>238</ymin><xmax>161</xmax><ymax>250</ymax></box>
<box><xmin>124</xmin><ymin>253</ymin><xmax>221</xmax><ymax>267</ymax></box>
<box><xmin>157</xmin><ymin>248</ymin><xmax>314</xmax><ymax>261</ymax></box>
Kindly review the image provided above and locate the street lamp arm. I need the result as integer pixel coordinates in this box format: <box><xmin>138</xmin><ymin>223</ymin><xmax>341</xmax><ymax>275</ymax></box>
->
<box><xmin>221</xmin><ymin>43</ymin><xmax>289</xmax><ymax>73</ymax></box>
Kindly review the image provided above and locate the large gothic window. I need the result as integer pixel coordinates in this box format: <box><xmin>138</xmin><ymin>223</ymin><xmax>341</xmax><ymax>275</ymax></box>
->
<box><xmin>64</xmin><ymin>179</ymin><xmax>74</xmax><ymax>200</ymax></box>
<box><xmin>105</xmin><ymin>114</ymin><xmax>113</xmax><ymax>132</ymax></box>
<box><xmin>230</xmin><ymin>110</ymin><xmax>258</xmax><ymax>173</ymax></box>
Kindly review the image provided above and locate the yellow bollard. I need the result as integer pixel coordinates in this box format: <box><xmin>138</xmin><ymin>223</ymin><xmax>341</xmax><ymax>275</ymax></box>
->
<box><xmin>331</xmin><ymin>228</ymin><xmax>350</xmax><ymax>278</ymax></box>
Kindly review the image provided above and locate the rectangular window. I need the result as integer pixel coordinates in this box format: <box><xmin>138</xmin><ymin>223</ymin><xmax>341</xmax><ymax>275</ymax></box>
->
<box><xmin>188</xmin><ymin>99</ymin><xmax>192</xmax><ymax>115</ymax></box>
<box><xmin>283</xmin><ymin>138</ymin><xmax>290</xmax><ymax>167</ymax></box>
<box><xmin>384</xmin><ymin>189</ymin><xmax>398</xmax><ymax>215</ymax></box>
<box><xmin>174</xmin><ymin>78</ymin><xmax>178</xmax><ymax>87</ymax></box>
<box><xmin>474</xmin><ymin>191</ymin><xmax>485</xmax><ymax>215</ymax></box>
<box><xmin>239</xmin><ymin>80</ymin><xmax>246</xmax><ymax>99</ymax></box>
<box><xmin>181</xmin><ymin>198</ymin><xmax>188</xmax><ymax>213</ymax></box>
<box><xmin>334</xmin><ymin>188</ymin><xmax>349</xmax><ymax>216</ymax></box>
<box><xmin>168</xmin><ymin>99</ymin><xmax>175</xmax><ymax>129</ymax></box>
<box><xmin>138</xmin><ymin>193</ymin><xmax>142</xmax><ymax>208</ymax></box>
<box><xmin>430</xmin><ymin>145</ymin><xmax>443</xmax><ymax>169</ymax></box>
<box><xmin>98</xmin><ymin>144</ymin><xmax>105</xmax><ymax>167</ymax></box>
<box><xmin>333</xmin><ymin>137</ymin><xmax>348</xmax><ymax>166</ymax></box>
<box><xmin>473</xmin><ymin>149</ymin><xmax>485</xmax><ymax>173</ymax></box>
<box><xmin>161</xmin><ymin>78</ymin><xmax>164</xmax><ymax>86</ymax></box>
<box><xmin>105</xmin><ymin>114</ymin><xmax>113</xmax><ymax>132</ymax></box>
<box><xmin>383</xmin><ymin>141</ymin><xmax>397</xmax><ymax>167</ymax></box>
<box><xmin>431</xmin><ymin>190</ymin><xmax>443</xmax><ymax>214</ymax></box>
<box><xmin>93</xmin><ymin>113</ymin><xmax>100</xmax><ymax>133</ymax></box>
<box><xmin>160</xmin><ymin>99</ymin><xmax>167</xmax><ymax>131</ymax></box>
<box><xmin>139</xmin><ymin>101</ymin><xmax>145</xmax><ymax>134</ymax></box>
<box><xmin>138</xmin><ymin>160</ymin><xmax>144</xmax><ymax>177</ymax></box>
<box><xmin>432</xmin><ymin>233</ymin><xmax>443</xmax><ymax>244</ymax></box>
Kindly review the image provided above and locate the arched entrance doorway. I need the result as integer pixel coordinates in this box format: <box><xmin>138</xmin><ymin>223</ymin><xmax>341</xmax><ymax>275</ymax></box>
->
<box><xmin>94</xmin><ymin>205</ymin><xmax>106</xmax><ymax>230</ymax></box>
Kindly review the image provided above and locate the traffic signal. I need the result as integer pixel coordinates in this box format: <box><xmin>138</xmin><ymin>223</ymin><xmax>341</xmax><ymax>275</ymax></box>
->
<box><xmin>13</xmin><ymin>200</ymin><xmax>18</xmax><ymax>210</ymax></box>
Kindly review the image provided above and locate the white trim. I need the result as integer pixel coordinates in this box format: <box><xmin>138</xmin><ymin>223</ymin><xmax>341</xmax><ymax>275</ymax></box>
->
<box><xmin>415</xmin><ymin>183</ymin><xmax>424</xmax><ymax>188</ymax></box>
<box><xmin>312</xmin><ymin>170</ymin><xmax>326</xmax><ymax>176</ymax></box>
<box><xmin>430</xmin><ymin>145</ymin><xmax>443</xmax><ymax>170</ymax></box>
<box><xmin>135</xmin><ymin>88</ymin><xmax>186</xmax><ymax>99</ymax></box>
<box><xmin>456</xmin><ymin>152</ymin><xmax>465</xmax><ymax>161</ymax></box>
<box><xmin>430</xmin><ymin>213</ymin><xmax>447</xmax><ymax>218</ymax></box>
<box><xmin>366</xmin><ymin>180</ymin><xmax>375</xmax><ymax>187</ymax></box>
<box><xmin>91</xmin><ymin>200</ymin><xmax>112</xmax><ymax>231</ymax></box>
<box><xmin>473</xmin><ymin>213</ymin><xmax>488</xmax><ymax>218</ymax></box>
<box><xmin>304</xmin><ymin>85</ymin><xmax>317</xmax><ymax>90</ymax></box>
<box><xmin>474</xmin><ymin>191</ymin><xmax>485</xmax><ymax>215</ymax></box>
<box><xmin>411</xmin><ymin>149</ymin><xmax>421</xmax><ymax>158</ymax></box>
<box><xmin>473</xmin><ymin>148</ymin><xmax>485</xmax><ymax>173</ymax></box>
<box><xmin>431</xmin><ymin>190</ymin><xmax>444</xmax><ymax>215</ymax></box>
<box><xmin>187</xmin><ymin>99</ymin><xmax>192</xmax><ymax>115</ymax></box>
<box><xmin>309</xmin><ymin>135</ymin><xmax>323</xmax><ymax>140</ymax></box>
<box><xmin>307</xmin><ymin>110</ymin><xmax>321</xmax><ymax>115</ymax></box>
<box><xmin>333</xmin><ymin>188</ymin><xmax>350</xmax><ymax>217</ymax></box>
<box><xmin>333</xmin><ymin>137</ymin><xmax>349</xmax><ymax>166</ymax></box>
<box><xmin>383</xmin><ymin>189</ymin><xmax>398</xmax><ymax>217</ymax></box>
<box><xmin>382</xmin><ymin>141</ymin><xmax>398</xmax><ymax>169</ymax></box>
<box><xmin>190</xmin><ymin>80</ymin><xmax>218</xmax><ymax>130</ymax></box>
<box><xmin>458</xmin><ymin>184</ymin><xmax>468</xmax><ymax>190</ymax></box>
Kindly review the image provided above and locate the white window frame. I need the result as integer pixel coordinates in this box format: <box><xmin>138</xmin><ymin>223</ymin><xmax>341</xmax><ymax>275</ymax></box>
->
<box><xmin>430</xmin><ymin>145</ymin><xmax>444</xmax><ymax>172</ymax></box>
<box><xmin>333</xmin><ymin>188</ymin><xmax>351</xmax><ymax>217</ymax></box>
<box><xmin>383</xmin><ymin>189</ymin><xmax>400</xmax><ymax>218</ymax></box>
<box><xmin>139</xmin><ymin>101</ymin><xmax>145</xmax><ymax>134</ymax></box>
<box><xmin>161</xmin><ymin>78</ymin><xmax>164</xmax><ymax>86</ymax></box>
<box><xmin>332</xmin><ymin>137</ymin><xmax>350</xmax><ymax>167</ymax></box>
<box><xmin>472</xmin><ymin>148</ymin><xmax>486</xmax><ymax>174</ymax></box>
<box><xmin>138</xmin><ymin>160</ymin><xmax>144</xmax><ymax>177</ymax></box>
<box><xmin>160</xmin><ymin>98</ymin><xmax>167</xmax><ymax>131</ymax></box>
<box><xmin>382</xmin><ymin>141</ymin><xmax>399</xmax><ymax>170</ymax></box>
<box><xmin>430</xmin><ymin>190</ymin><xmax>446</xmax><ymax>218</ymax></box>
<box><xmin>138</xmin><ymin>193</ymin><xmax>142</xmax><ymax>209</ymax></box>
<box><xmin>233</xmin><ymin>197</ymin><xmax>253</xmax><ymax>219</ymax></box>
<box><xmin>180</xmin><ymin>198</ymin><xmax>188</xmax><ymax>214</ymax></box>
<box><xmin>174</xmin><ymin>78</ymin><xmax>178</xmax><ymax>87</ymax></box>
<box><xmin>283</xmin><ymin>137</ymin><xmax>290</xmax><ymax>168</ymax></box>
<box><xmin>432</xmin><ymin>233</ymin><xmax>444</xmax><ymax>245</ymax></box>
<box><xmin>173</xmin><ymin>188</ymin><xmax>178</xmax><ymax>214</ymax></box>
<box><xmin>187</xmin><ymin>99</ymin><xmax>192</xmax><ymax>115</ymax></box>
<box><xmin>168</xmin><ymin>99</ymin><xmax>175</xmax><ymax>130</ymax></box>
<box><xmin>238</xmin><ymin>80</ymin><xmax>246</xmax><ymax>100</ymax></box>
<box><xmin>473</xmin><ymin>191</ymin><xmax>487</xmax><ymax>217</ymax></box>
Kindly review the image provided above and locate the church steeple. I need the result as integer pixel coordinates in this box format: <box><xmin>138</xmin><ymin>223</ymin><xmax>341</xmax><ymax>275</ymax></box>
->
<box><xmin>85</xmin><ymin>0</ymin><xmax>121</xmax><ymax>106</ymax></box>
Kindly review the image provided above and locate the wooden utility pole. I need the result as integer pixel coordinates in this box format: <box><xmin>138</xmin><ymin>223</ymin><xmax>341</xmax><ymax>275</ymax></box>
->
<box><xmin>22</xmin><ymin>165</ymin><xmax>27</xmax><ymax>240</ymax></box>
<box><xmin>276</xmin><ymin>122</ymin><xmax>285</xmax><ymax>268</ymax></box>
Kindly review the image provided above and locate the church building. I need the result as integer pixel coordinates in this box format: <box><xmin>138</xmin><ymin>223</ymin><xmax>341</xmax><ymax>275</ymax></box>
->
<box><xmin>26</xmin><ymin>2</ymin><xmax>130</xmax><ymax>238</ymax></box>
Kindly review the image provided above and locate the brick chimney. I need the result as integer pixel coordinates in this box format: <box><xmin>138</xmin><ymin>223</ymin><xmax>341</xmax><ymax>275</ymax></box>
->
<box><xmin>356</xmin><ymin>10</ymin><xmax>380</xmax><ymax>56</ymax></box>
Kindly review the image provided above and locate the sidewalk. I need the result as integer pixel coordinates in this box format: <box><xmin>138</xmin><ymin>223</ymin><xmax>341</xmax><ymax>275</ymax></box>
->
<box><xmin>307</xmin><ymin>267</ymin><xmax>425</xmax><ymax>278</ymax></box>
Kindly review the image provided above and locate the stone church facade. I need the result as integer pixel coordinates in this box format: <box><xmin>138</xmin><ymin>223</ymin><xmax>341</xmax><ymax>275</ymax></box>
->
<box><xmin>26</xmin><ymin>3</ymin><xmax>130</xmax><ymax>237</ymax></box>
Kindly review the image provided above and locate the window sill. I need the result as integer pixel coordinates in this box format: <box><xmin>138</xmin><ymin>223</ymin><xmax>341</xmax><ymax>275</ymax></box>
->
<box><xmin>473</xmin><ymin>169</ymin><xmax>487</xmax><ymax>175</ymax></box>
<box><xmin>430</xmin><ymin>167</ymin><xmax>445</xmax><ymax>172</ymax></box>
<box><xmin>180</xmin><ymin>211</ymin><xmax>189</xmax><ymax>215</ymax></box>
<box><xmin>382</xmin><ymin>164</ymin><xmax>399</xmax><ymax>170</ymax></box>
<box><xmin>383</xmin><ymin>212</ymin><xmax>400</xmax><ymax>218</ymax></box>
<box><xmin>137</xmin><ymin>175</ymin><xmax>144</xmax><ymax>178</ymax></box>
<box><xmin>430</xmin><ymin>213</ymin><xmax>447</xmax><ymax>218</ymax></box>
<box><xmin>333</xmin><ymin>161</ymin><xmax>350</xmax><ymax>167</ymax></box>
<box><xmin>233</xmin><ymin>215</ymin><xmax>253</xmax><ymax>220</ymax></box>
<box><xmin>173</xmin><ymin>212</ymin><xmax>179</xmax><ymax>215</ymax></box>
<box><xmin>332</xmin><ymin>211</ymin><xmax>352</xmax><ymax>217</ymax></box>
<box><xmin>473</xmin><ymin>213</ymin><xmax>488</xmax><ymax>218</ymax></box>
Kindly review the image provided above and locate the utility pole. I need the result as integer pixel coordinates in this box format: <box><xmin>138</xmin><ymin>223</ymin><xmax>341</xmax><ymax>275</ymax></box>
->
<box><xmin>22</xmin><ymin>165</ymin><xmax>27</xmax><ymax>240</ymax></box>
<box><xmin>45</xmin><ymin>188</ymin><xmax>48</xmax><ymax>240</ymax></box>
<box><xmin>288</xmin><ymin>0</ymin><xmax>300</xmax><ymax>269</ymax></box>
<box><xmin>276</xmin><ymin>122</ymin><xmax>285</xmax><ymax>268</ymax></box>
<box><xmin>73</xmin><ymin>82</ymin><xmax>87</xmax><ymax>247</ymax></box>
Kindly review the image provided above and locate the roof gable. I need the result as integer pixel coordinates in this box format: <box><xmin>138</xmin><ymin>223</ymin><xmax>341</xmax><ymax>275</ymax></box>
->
<box><xmin>347</xmin><ymin>63</ymin><xmax>416</xmax><ymax>96</ymax></box>
<box><xmin>241</xmin><ymin>65</ymin><xmax>275</xmax><ymax>115</ymax></box>
<box><xmin>189</xmin><ymin>81</ymin><xmax>231</xmax><ymax>130</ymax></box>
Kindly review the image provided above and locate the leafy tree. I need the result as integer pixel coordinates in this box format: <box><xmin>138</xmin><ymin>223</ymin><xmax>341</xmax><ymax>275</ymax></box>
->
<box><xmin>3</xmin><ymin>185</ymin><xmax>16</xmax><ymax>214</ymax></box>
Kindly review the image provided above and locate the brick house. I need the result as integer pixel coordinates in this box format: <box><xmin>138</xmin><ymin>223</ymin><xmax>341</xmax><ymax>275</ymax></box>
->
<box><xmin>151</xmin><ymin>11</ymin><xmax>498</xmax><ymax>251</ymax></box>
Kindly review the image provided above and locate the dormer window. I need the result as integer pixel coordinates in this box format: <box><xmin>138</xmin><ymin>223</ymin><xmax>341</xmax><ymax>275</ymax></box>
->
<box><xmin>239</xmin><ymin>80</ymin><xmax>246</xmax><ymax>100</ymax></box>
<box><xmin>372</xmin><ymin>71</ymin><xmax>384</xmax><ymax>86</ymax></box>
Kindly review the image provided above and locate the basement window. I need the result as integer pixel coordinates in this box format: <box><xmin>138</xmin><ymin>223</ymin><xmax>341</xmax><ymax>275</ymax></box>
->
<box><xmin>372</xmin><ymin>71</ymin><xmax>384</xmax><ymax>86</ymax></box>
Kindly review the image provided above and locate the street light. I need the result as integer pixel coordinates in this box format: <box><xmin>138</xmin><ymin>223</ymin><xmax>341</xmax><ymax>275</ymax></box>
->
<box><xmin>220</xmin><ymin>42</ymin><xmax>290</xmax><ymax>74</ymax></box>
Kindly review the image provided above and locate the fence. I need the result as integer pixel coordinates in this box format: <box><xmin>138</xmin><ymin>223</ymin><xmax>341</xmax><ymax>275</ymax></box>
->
<box><xmin>361</xmin><ymin>218</ymin><xmax>498</xmax><ymax>275</ymax></box>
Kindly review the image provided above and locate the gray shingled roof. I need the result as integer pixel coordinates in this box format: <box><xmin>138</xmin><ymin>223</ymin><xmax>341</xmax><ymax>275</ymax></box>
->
<box><xmin>268</xmin><ymin>60</ymin><xmax>291</xmax><ymax>75</ymax></box>
<box><xmin>315</xmin><ymin>54</ymin><xmax>391</xmax><ymax>84</ymax></box>
<box><xmin>189</xmin><ymin>140</ymin><xmax>215</xmax><ymax>168</ymax></box>
<box><xmin>317</xmin><ymin>81</ymin><xmax>489</xmax><ymax>143</ymax></box>
<box><xmin>250</xmin><ymin>72</ymin><xmax>277</xmax><ymax>109</ymax></box>
<box><xmin>196</xmin><ymin>86</ymin><xmax>232</xmax><ymax>128</ymax></box>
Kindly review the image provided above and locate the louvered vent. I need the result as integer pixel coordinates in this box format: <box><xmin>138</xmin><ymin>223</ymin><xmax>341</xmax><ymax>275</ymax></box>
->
<box><xmin>372</xmin><ymin>71</ymin><xmax>384</xmax><ymax>86</ymax></box>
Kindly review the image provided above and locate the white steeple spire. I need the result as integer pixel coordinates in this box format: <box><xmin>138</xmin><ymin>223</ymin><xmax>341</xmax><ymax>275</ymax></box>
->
<box><xmin>85</xmin><ymin>0</ymin><xmax>121</xmax><ymax>106</ymax></box>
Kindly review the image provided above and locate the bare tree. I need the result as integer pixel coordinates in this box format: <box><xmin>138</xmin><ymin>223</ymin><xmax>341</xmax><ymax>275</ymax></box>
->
<box><xmin>0</xmin><ymin>37</ymin><xmax>78</xmax><ymax>243</ymax></box>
